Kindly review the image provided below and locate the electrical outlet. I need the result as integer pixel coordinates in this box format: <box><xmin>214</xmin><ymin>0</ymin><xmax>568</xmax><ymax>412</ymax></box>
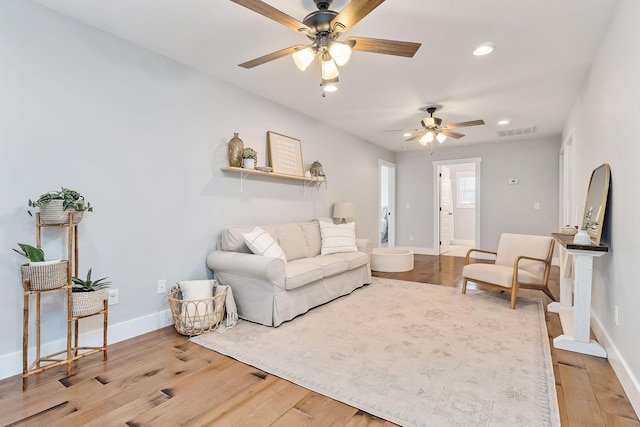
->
<box><xmin>534</xmin><ymin>203</ymin><xmax>540</xmax><ymax>210</ymax></box>
<box><xmin>409</xmin><ymin>235</ymin><xmax>414</xmax><ymax>241</ymax></box>
<box><xmin>614</xmin><ymin>305</ymin><xmax>619</xmax><ymax>326</ymax></box>
<box><xmin>157</xmin><ymin>279</ymin><xmax>167</xmax><ymax>294</ymax></box>
<box><xmin>108</xmin><ymin>289</ymin><xmax>119</xmax><ymax>305</ymax></box>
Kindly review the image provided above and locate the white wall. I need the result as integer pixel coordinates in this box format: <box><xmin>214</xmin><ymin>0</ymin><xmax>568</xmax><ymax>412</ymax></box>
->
<box><xmin>0</xmin><ymin>1</ymin><xmax>394</xmax><ymax>378</ymax></box>
<box><xmin>395</xmin><ymin>137</ymin><xmax>560</xmax><ymax>253</ymax></box>
<box><xmin>563</xmin><ymin>0</ymin><xmax>640</xmax><ymax>411</ymax></box>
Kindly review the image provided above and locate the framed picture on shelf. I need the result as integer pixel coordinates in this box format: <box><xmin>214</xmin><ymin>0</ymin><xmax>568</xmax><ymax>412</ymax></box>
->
<box><xmin>267</xmin><ymin>131</ymin><xmax>304</xmax><ymax>177</ymax></box>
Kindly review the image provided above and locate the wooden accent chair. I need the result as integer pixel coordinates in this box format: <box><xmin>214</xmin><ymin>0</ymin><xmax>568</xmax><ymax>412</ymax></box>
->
<box><xmin>461</xmin><ymin>233</ymin><xmax>555</xmax><ymax>308</ymax></box>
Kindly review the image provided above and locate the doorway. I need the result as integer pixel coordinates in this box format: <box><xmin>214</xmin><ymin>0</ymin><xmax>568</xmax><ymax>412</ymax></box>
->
<box><xmin>433</xmin><ymin>158</ymin><xmax>481</xmax><ymax>256</ymax></box>
<box><xmin>379</xmin><ymin>160</ymin><xmax>396</xmax><ymax>248</ymax></box>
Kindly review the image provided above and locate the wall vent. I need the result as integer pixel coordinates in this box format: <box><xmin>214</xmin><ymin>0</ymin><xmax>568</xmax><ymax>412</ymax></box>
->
<box><xmin>496</xmin><ymin>125</ymin><xmax>536</xmax><ymax>137</ymax></box>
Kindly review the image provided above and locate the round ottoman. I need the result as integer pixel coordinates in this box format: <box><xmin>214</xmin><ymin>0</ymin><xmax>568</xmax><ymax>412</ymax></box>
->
<box><xmin>370</xmin><ymin>248</ymin><xmax>414</xmax><ymax>272</ymax></box>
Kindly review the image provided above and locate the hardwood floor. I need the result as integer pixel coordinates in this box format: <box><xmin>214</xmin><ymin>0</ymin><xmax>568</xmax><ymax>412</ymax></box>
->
<box><xmin>1</xmin><ymin>255</ymin><xmax>638</xmax><ymax>426</ymax></box>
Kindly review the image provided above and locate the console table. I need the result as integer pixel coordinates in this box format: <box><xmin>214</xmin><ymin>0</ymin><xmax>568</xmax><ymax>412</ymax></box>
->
<box><xmin>548</xmin><ymin>233</ymin><xmax>609</xmax><ymax>357</ymax></box>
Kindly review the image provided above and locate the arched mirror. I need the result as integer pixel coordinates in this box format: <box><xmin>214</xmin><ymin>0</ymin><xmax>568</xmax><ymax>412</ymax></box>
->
<box><xmin>582</xmin><ymin>163</ymin><xmax>611</xmax><ymax>245</ymax></box>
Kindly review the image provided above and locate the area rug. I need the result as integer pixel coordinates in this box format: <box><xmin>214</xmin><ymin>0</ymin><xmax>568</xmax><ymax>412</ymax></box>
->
<box><xmin>191</xmin><ymin>278</ymin><xmax>560</xmax><ymax>427</ymax></box>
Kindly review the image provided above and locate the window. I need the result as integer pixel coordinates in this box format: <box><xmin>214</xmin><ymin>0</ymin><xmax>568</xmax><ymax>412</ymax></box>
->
<box><xmin>457</xmin><ymin>172</ymin><xmax>475</xmax><ymax>208</ymax></box>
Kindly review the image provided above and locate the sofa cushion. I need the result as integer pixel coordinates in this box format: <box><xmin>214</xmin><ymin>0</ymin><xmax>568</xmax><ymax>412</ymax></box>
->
<box><xmin>318</xmin><ymin>220</ymin><xmax>358</xmax><ymax>255</ymax></box>
<box><xmin>284</xmin><ymin>260</ymin><xmax>323</xmax><ymax>290</ymax></box>
<box><xmin>222</xmin><ymin>225</ymin><xmax>277</xmax><ymax>253</ymax></box>
<box><xmin>306</xmin><ymin>255</ymin><xmax>348</xmax><ymax>278</ymax></box>
<box><xmin>243</xmin><ymin>227</ymin><xmax>287</xmax><ymax>262</ymax></box>
<box><xmin>274</xmin><ymin>223</ymin><xmax>308</xmax><ymax>261</ymax></box>
<box><xmin>301</xmin><ymin>221</ymin><xmax>322</xmax><ymax>258</ymax></box>
<box><xmin>463</xmin><ymin>263</ymin><xmax>541</xmax><ymax>288</ymax></box>
<box><xmin>329</xmin><ymin>251</ymin><xmax>370</xmax><ymax>270</ymax></box>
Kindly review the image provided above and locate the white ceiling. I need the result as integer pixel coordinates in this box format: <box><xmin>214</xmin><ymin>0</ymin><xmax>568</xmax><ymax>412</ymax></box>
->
<box><xmin>33</xmin><ymin>0</ymin><xmax>618</xmax><ymax>152</ymax></box>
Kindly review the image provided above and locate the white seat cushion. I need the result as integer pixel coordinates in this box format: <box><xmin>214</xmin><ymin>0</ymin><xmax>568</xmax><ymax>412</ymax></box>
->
<box><xmin>284</xmin><ymin>260</ymin><xmax>323</xmax><ymax>290</ymax></box>
<box><xmin>329</xmin><ymin>251</ymin><xmax>369</xmax><ymax>270</ymax></box>
<box><xmin>306</xmin><ymin>255</ymin><xmax>348</xmax><ymax>278</ymax></box>
<box><xmin>463</xmin><ymin>263</ymin><xmax>541</xmax><ymax>288</ymax></box>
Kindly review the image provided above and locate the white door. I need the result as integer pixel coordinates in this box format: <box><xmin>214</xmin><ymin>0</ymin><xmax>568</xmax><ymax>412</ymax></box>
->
<box><xmin>379</xmin><ymin>161</ymin><xmax>396</xmax><ymax>248</ymax></box>
<box><xmin>439</xmin><ymin>166</ymin><xmax>453</xmax><ymax>254</ymax></box>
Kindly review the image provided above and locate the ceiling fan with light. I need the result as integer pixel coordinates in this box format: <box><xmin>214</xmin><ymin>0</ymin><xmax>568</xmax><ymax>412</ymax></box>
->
<box><xmin>231</xmin><ymin>0</ymin><xmax>422</xmax><ymax>94</ymax></box>
<box><xmin>388</xmin><ymin>106</ymin><xmax>485</xmax><ymax>150</ymax></box>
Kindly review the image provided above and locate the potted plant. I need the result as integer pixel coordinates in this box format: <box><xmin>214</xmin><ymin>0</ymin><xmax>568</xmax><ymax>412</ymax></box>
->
<box><xmin>14</xmin><ymin>243</ymin><xmax>67</xmax><ymax>290</ymax></box>
<box><xmin>573</xmin><ymin>207</ymin><xmax>598</xmax><ymax>245</ymax></box>
<box><xmin>242</xmin><ymin>148</ymin><xmax>257</xmax><ymax>169</ymax></box>
<box><xmin>72</xmin><ymin>269</ymin><xmax>111</xmax><ymax>317</ymax></box>
<box><xmin>28</xmin><ymin>187</ymin><xmax>93</xmax><ymax>225</ymax></box>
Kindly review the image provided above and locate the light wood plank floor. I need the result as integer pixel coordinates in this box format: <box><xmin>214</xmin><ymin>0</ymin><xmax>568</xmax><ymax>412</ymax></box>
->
<box><xmin>1</xmin><ymin>255</ymin><xmax>638</xmax><ymax>426</ymax></box>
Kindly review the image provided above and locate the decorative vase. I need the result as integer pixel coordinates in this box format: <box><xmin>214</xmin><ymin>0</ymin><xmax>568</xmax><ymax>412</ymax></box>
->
<box><xmin>40</xmin><ymin>200</ymin><xmax>84</xmax><ymax>224</ymax></box>
<box><xmin>573</xmin><ymin>229</ymin><xmax>591</xmax><ymax>245</ymax></box>
<box><xmin>242</xmin><ymin>158</ymin><xmax>255</xmax><ymax>169</ymax></box>
<box><xmin>228</xmin><ymin>132</ymin><xmax>244</xmax><ymax>168</ymax></box>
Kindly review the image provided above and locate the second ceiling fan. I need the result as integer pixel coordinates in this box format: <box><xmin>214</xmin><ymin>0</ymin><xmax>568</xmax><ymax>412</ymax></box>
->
<box><xmin>231</xmin><ymin>0</ymin><xmax>421</xmax><ymax>92</ymax></box>
<box><xmin>401</xmin><ymin>107</ymin><xmax>485</xmax><ymax>146</ymax></box>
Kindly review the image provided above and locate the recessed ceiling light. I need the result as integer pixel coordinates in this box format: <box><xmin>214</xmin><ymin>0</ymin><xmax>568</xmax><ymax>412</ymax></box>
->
<box><xmin>497</xmin><ymin>119</ymin><xmax>510</xmax><ymax>125</ymax></box>
<box><xmin>403</xmin><ymin>132</ymin><xmax>412</xmax><ymax>137</ymax></box>
<box><xmin>473</xmin><ymin>43</ymin><xmax>494</xmax><ymax>56</ymax></box>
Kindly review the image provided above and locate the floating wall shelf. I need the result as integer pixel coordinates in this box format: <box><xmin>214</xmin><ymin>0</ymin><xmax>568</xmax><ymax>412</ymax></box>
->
<box><xmin>221</xmin><ymin>167</ymin><xmax>326</xmax><ymax>192</ymax></box>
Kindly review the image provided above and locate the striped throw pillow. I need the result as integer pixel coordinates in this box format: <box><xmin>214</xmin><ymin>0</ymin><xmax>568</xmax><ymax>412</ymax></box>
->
<box><xmin>318</xmin><ymin>220</ymin><xmax>358</xmax><ymax>255</ymax></box>
<box><xmin>242</xmin><ymin>227</ymin><xmax>287</xmax><ymax>262</ymax></box>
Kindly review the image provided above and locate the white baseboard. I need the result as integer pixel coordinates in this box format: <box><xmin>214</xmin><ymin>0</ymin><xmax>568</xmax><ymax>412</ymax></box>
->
<box><xmin>451</xmin><ymin>240</ymin><xmax>475</xmax><ymax>246</ymax></box>
<box><xmin>0</xmin><ymin>309</ymin><xmax>173</xmax><ymax>381</ymax></box>
<box><xmin>591</xmin><ymin>311</ymin><xmax>640</xmax><ymax>415</ymax></box>
<box><xmin>395</xmin><ymin>246</ymin><xmax>438</xmax><ymax>255</ymax></box>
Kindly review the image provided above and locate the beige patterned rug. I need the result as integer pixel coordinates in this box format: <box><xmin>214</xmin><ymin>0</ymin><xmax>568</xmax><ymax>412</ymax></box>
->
<box><xmin>192</xmin><ymin>278</ymin><xmax>560</xmax><ymax>426</ymax></box>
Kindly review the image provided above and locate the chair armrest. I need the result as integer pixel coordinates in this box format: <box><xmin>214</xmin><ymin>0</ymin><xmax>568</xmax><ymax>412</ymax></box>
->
<box><xmin>206</xmin><ymin>250</ymin><xmax>285</xmax><ymax>283</ymax></box>
<box><xmin>356</xmin><ymin>238</ymin><xmax>372</xmax><ymax>254</ymax></box>
<box><xmin>465</xmin><ymin>249</ymin><xmax>496</xmax><ymax>265</ymax></box>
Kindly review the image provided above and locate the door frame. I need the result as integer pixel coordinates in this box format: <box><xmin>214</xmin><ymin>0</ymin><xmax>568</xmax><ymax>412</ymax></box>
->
<box><xmin>432</xmin><ymin>158</ymin><xmax>482</xmax><ymax>254</ymax></box>
<box><xmin>379</xmin><ymin>160</ymin><xmax>396</xmax><ymax>248</ymax></box>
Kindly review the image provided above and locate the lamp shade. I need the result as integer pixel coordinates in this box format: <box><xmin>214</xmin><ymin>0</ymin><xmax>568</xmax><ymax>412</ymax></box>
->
<box><xmin>328</xmin><ymin>42</ymin><xmax>352</xmax><ymax>66</ymax></box>
<box><xmin>333</xmin><ymin>201</ymin><xmax>355</xmax><ymax>221</ymax></box>
<box><xmin>292</xmin><ymin>47</ymin><xmax>316</xmax><ymax>71</ymax></box>
<box><xmin>320</xmin><ymin>54</ymin><xmax>339</xmax><ymax>80</ymax></box>
<box><xmin>436</xmin><ymin>133</ymin><xmax>447</xmax><ymax>143</ymax></box>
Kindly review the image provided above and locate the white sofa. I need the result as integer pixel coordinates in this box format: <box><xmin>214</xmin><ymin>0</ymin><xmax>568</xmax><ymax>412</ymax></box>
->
<box><xmin>206</xmin><ymin>220</ymin><xmax>372</xmax><ymax>326</ymax></box>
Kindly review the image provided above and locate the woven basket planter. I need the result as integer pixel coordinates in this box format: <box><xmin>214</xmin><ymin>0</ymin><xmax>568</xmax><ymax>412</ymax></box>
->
<box><xmin>168</xmin><ymin>286</ymin><xmax>226</xmax><ymax>336</ymax></box>
<box><xmin>72</xmin><ymin>290</ymin><xmax>105</xmax><ymax>317</ymax></box>
<box><xmin>21</xmin><ymin>261</ymin><xmax>68</xmax><ymax>291</ymax></box>
<box><xmin>40</xmin><ymin>200</ymin><xmax>84</xmax><ymax>225</ymax></box>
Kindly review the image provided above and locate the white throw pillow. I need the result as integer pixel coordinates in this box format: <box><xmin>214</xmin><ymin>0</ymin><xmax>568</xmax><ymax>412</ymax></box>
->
<box><xmin>242</xmin><ymin>226</ymin><xmax>287</xmax><ymax>262</ymax></box>
<box><xmin>318</xmin><ymin>220</ymin><xmax>358</xmax><ymax>255</ymax></box>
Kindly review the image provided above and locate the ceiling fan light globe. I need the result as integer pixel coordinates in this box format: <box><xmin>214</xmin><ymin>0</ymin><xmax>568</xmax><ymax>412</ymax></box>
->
<box><xmin>320</xmin><ymin>55</ymin><xmax>339</xmax><ymax>80</ymax></box>
<box><xmin>328</xmin><ymin>42</ymin><xmax>352</xmax><ymax>66</ymax></box>
<box><xmin>292</xmin><ymin>47</ymin><xmax>316</xmax><ymax>71</ymax></box>
<box><xmin>436</xmin><ymin>133</ymin><xmax>447</xmax><ymax>144</ymax></box>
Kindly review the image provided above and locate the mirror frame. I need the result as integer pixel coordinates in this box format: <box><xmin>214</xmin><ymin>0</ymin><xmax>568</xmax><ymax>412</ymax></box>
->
<box><xmin>582</xmin><ymin>163</ymin><xmax>611</xmax><ymax>245</ymax></box>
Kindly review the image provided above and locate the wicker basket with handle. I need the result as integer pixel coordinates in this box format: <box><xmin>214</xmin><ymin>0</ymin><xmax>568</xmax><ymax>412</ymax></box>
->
<box><xmin>168</xmin><ymin>284</ymin><xmax>226</xmax><ymax>336</ymax></box>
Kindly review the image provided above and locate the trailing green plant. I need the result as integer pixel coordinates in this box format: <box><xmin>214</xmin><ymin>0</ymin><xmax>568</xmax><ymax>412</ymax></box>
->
<box><xmin>72</xmin><ymin>268</ymin><xmax>111</xmax><ymax>292</ymax></box>
<box><xmin>242</xmin><ymin>148</ymin><xmax>257</xmax><ymax>159</ymax></box>
<box><xmin>581</xmin><ymin>206</ymin><xmax>599</xmax><ymax>231</ymax></box>
<box><xmin>13</xmin><ymin>243</ymin><xmax>45</xmax><ymax>262</ymax></box>
<box><xmin>28</xmin><ymin>187</ymin><xmax>93</xmax><ymax>217</ymax></box>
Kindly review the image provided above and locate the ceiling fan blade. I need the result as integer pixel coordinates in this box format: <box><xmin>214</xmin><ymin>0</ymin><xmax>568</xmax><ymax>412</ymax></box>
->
<box><xmin>405</xmin><ymin>132</ymin><xmax>426</xmax><ymax>142</ymax></box>
<box><xmin>231</xmin><ymin>0</ymin><xmax>312</xmax><ymax>33</ymax></box>
<box><xmin>238</xmin><ymin>45</ymin><xmax>305</xmax><ymax>69</ymax></box>
<box><xmin>383</xmin><ymin>128</ymin><xmax>420</xmax><ymax>133</ymax></box>
<box><xmin>331</xmin><ymin>0</ymin><xmax>386</xmax><ymax>33</ymax></box>
<box><xmin>441</xmin><ymin>119</ymin><xmax>485</xmax><ymax>129</ymax></box>
<box><xmin>347</xmin><ymin>36</ymin><xmax>421</xmax><ymax>58</ymax></box>
<box><xmin>440</xmin><ymin>130</ymin><xmax>465</xmax><ymax>139</ymax></box>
